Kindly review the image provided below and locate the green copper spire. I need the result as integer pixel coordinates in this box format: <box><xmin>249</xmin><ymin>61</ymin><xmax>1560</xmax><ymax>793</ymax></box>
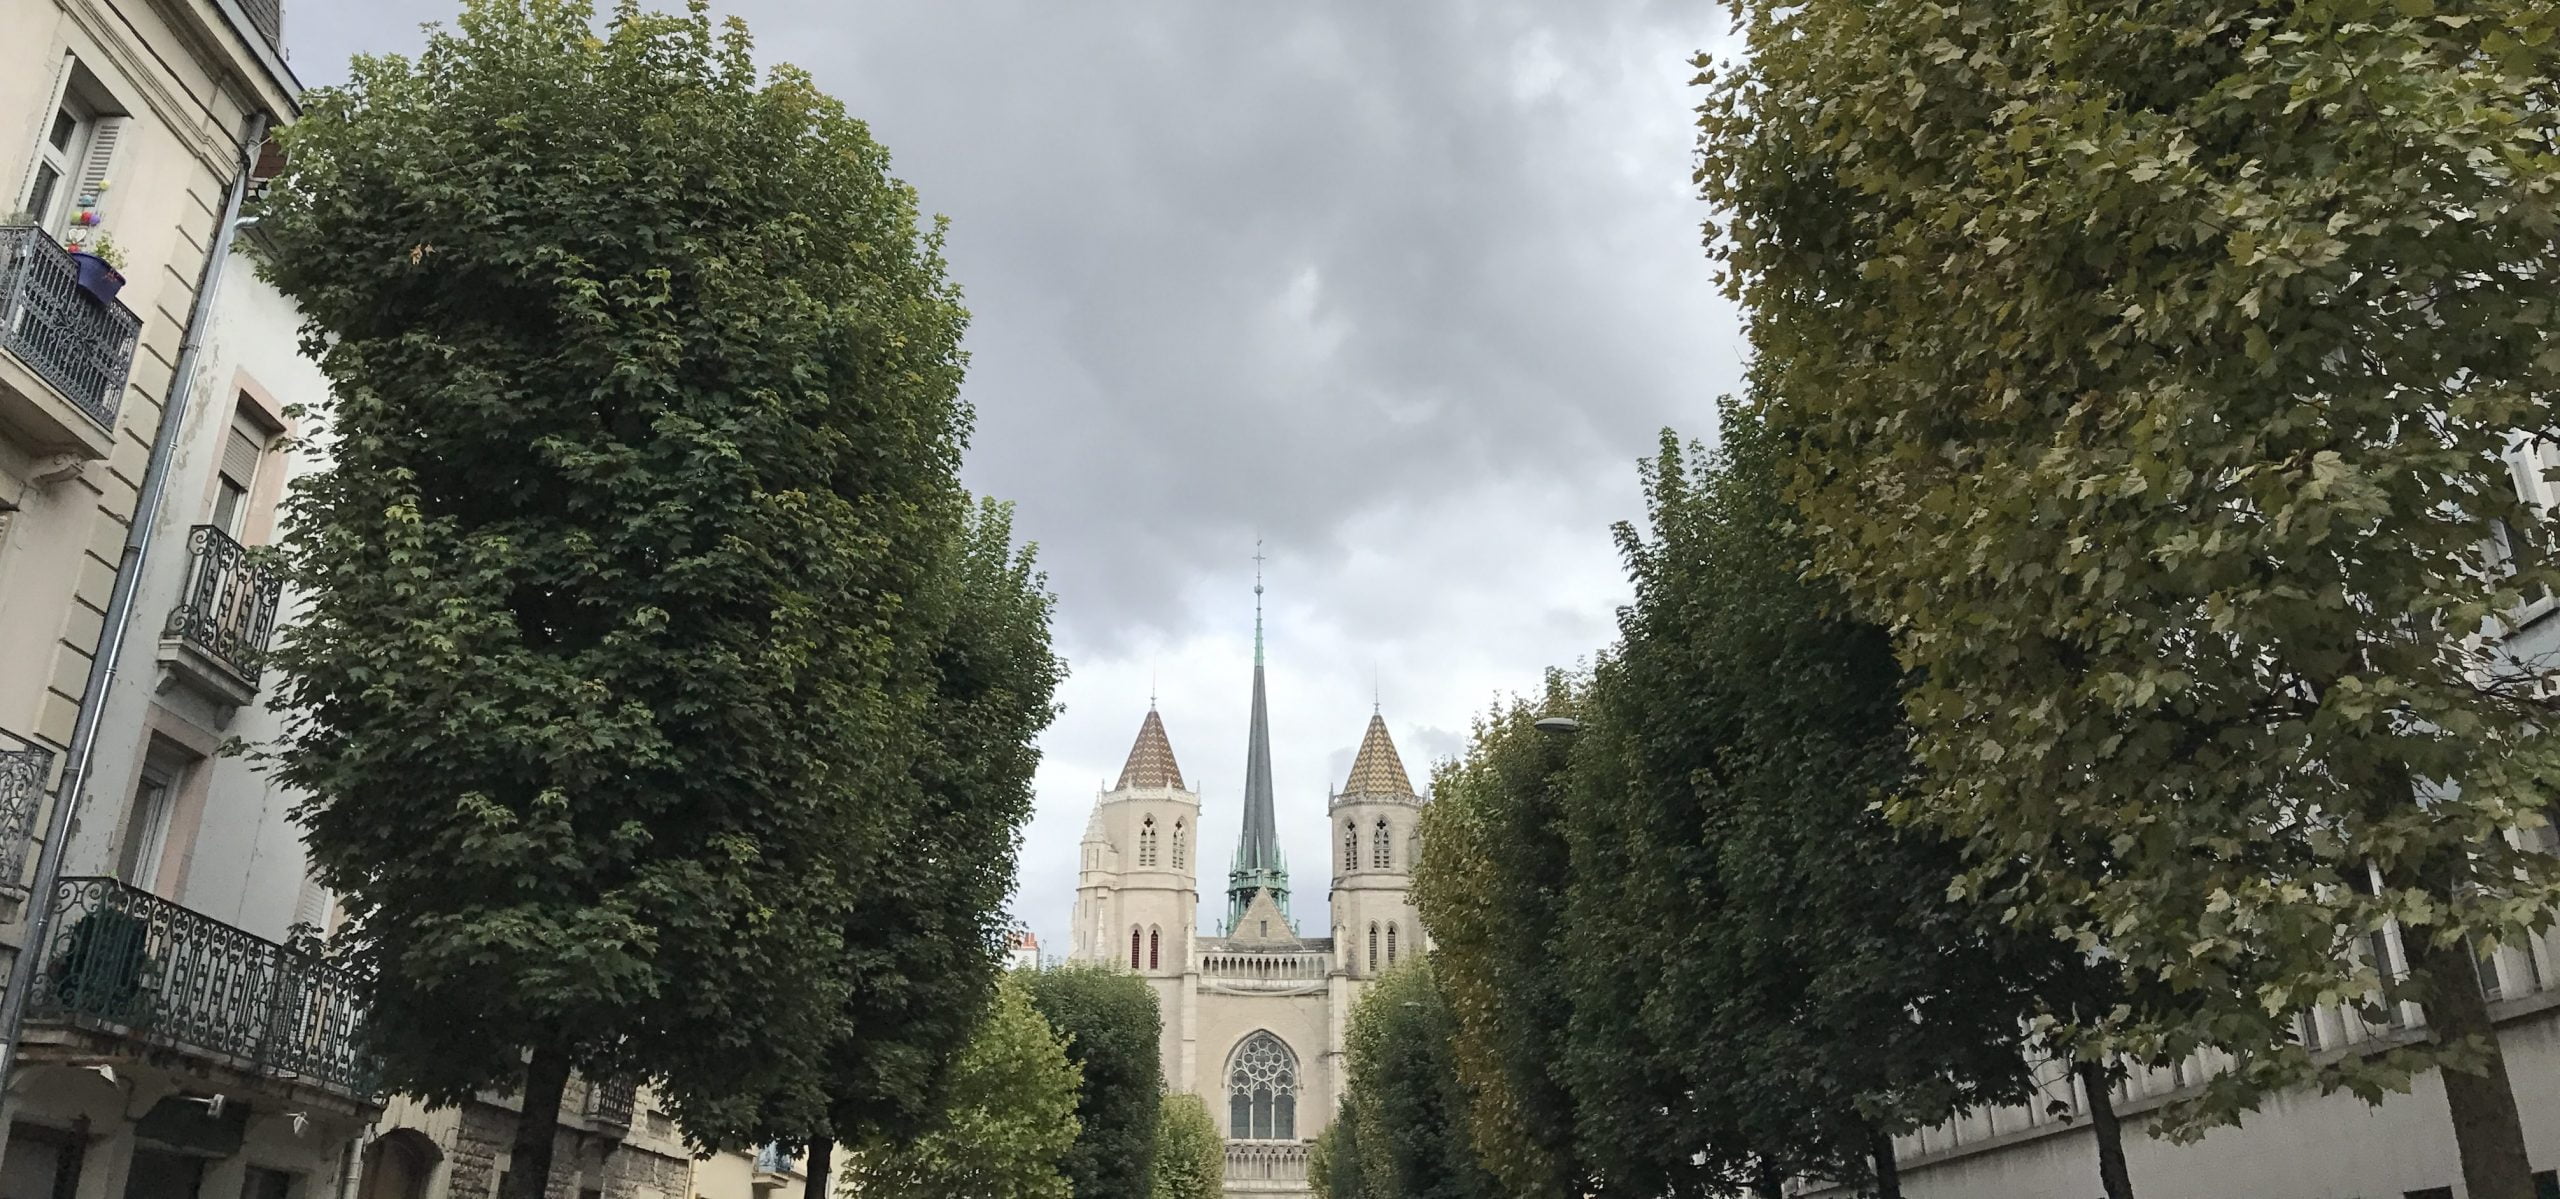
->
<box><xmin>1228</xmin><ymin>547</ymin><xmax>1290</xmax><ymax>931</ymax></box>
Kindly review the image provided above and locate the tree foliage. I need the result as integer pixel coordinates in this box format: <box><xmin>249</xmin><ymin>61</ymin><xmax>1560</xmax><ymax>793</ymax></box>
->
<box><xmin>1337</xmin><ymin>960</ymin><xmax>1497</xmax><ymax>1199</ymax></box>
<box><xmin>1412</xmin><ymin>677</ymin><xmax>1589</xmax><ymax>1199</ymax></box>
<box><xmin>1148</xmin><ymin>1093</ymin><xmax>1223</xmax><ymax>1199</ymax></box>
<box><xmin>1556</xmin><ymin>415</ymin><xmax>2070</xmax><ymax>1193</ymax></box>
<box><xmin>259</xmin><ymin>0</ymin><xmax>1015</xmax><ymax>1190</ymax></box>
<box><xmin>1699</xmin><ymin>2</ymin><xmax>2560</xmax><ymax>1192</ymax></box>
<box><xmin>1310</xmin><ymin>1122</ymin><xmax>1365</xmax><ymax>1199</ymax></box>
<box><xmin>1021</xmin><ymin>964</ymin><xmax>1165</xmax><ymax>1199</ymax></box>
<box><xmin>842</xmin><ymin>976</ymin><xmax>1081</xmax><ymax>1199</ymax></box>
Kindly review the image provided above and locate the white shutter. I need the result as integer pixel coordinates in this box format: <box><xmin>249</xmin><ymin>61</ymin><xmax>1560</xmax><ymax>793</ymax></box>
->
<box><xmin>72</xmin><ymin>115</ymin><xmax>124</xmax><ymax>209</ymax></box>
<box><xmin>2512</xmin><ymin>440</ymin><xmax>2557</xmax><ymax>513</ymax></box>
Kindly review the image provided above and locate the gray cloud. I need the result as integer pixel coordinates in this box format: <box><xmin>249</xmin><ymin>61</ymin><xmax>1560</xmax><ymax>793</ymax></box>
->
<box><xmin>284</xmin><ymin>1</ymin><xmax>1742</xmax><ymax>953</ymax></box>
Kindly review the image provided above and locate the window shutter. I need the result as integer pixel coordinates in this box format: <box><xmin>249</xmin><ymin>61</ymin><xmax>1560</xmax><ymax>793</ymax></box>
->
<box><xmin>73</xmin><ymin>115</ymin><xmax>124</xmax><ymax>209</ymax></box>
<box><xmin>223</xmin><ymin>413</ymin><xmax>265</xmax><ymax>487</ymax></box>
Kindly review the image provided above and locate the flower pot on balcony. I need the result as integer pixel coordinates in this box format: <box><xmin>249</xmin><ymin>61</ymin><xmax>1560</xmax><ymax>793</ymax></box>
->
<box><xmin>67</xmin><ymin>251</ymin><xmax>125</xmax><ymax>304</ymax></box>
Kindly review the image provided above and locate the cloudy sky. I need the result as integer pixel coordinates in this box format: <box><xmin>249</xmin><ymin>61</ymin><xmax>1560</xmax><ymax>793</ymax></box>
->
<box><xmin>286</xmin><ymin>1</ymin><xmax>1745</xmax><ymax>954</ymax></box>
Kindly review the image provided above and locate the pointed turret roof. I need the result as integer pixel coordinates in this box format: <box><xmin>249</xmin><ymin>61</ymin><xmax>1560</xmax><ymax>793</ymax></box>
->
<box><xmin>1115</xmin><ymin>707</ymin><xmax>1185</xmax><ymax>791</ymax></box>
<box><xmin>1340</xmin><ymin>714</ymin><xmax>1416</xmax><ymax>798</ymax></box>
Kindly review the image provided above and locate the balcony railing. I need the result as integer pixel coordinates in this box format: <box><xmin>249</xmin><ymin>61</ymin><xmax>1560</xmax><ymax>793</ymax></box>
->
<box><xmin>0</xmin><ymin>731</ymin><xmax>53</xmax><ymax>892</ymax></box>
<box><xmin>25</xmin><ymin>877</ymin><xmax>376</xmax><ymax>1100</ymax></box>
<box><xmin>589</xmin><ymin>1076</ymin><xmax>636</xmax><ymax>1128</ymax></box>
<box><xmin>1202</xmin><ymin>951</ymin><xmax>1331</xmax><ymax>994</ymax></box>
<box><xmin>1225</xmin><ymin>1141</ymin><xmax>1310</xmax><ymax>1182</ymax></box>
<box><xmin>166</xmin><ymin>525</ymin><xmax>285</xmax><ymax>686</ymax></box>
<box><xmin>754</xmin><ymin>1143</ymin><xmax>794</xmax><ymax>1175</ymax></box>
<box><xmin>0</xmin><ymin>227</ymin><xmax>141</xmax><ymax>429</ymax></box>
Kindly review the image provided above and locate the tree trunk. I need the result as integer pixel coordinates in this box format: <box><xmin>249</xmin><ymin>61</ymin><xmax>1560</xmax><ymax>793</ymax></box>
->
<box><xmin>506</xmin><ymin>1049</ymin><xmax>574</xmax><ymax>1199</ymax></box>
<box><xmin>1752</xmin><ymin>1162</ymin><xmax>1785</xmax><ymax>1199</ymax></box>
<box><xmin>2407</xmin><ymin>930</ymin><xmax>2536</xmax><ymax>1199</ymax></box>
<box><xmin>800</xmin><ymin>1139</ymin><xmax>831</xmax><ymax>1199</ymax></box>
<box><xmin>2073</xmin><ymin>1060</ymin><xmax>2137</xmax><ymax>1199</ymax></box>
<box><xmin>1864</xmin><ymin>1124</ymin><xmax>1902</xmax><ymax>1199</ymax></box>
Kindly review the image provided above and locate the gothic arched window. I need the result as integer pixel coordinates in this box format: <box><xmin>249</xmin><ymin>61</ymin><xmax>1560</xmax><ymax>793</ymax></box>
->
<box><xmin>1343</xmin><ymin>821</ymin><xmax>1358</xmax><ymax>871</ymax></box>
<box><xmin>1227</xmin><ymin>1032</ymin><xmax>1299</xmax><ymax>1141</ymax></box>
<box><xmin>1368</xmin><ymin>922</ymin><xmax>1380</xmax><ymax>973</ymax></box>
<box><xmin>1139</xmin><ymin>816</ymin><xmax>1159</xmax><ymax>867</ymax></box>
<box><xmin>1387</xmin><ymin>922</ymin><xmax>1399</xmax><ymax>966</ymax></box>
<box><xmin>1372</xmin><ymin>818</ymin><xmax>1392</xmax><ymax>869</ymax></box>
<box><xmin>1149</xmin><ymin>926</ymin><xmax>1161</xmax><ymax>971</ymax></box>
<box><xmin>1172</xmin><ymin>819</ymin><xmax>1187</xmax><ymax>869</ymax></box>
<box><xmin>1130</xmin><ymin>927</ymin><xmax>1142</xmax><ymax>970</ymax></box>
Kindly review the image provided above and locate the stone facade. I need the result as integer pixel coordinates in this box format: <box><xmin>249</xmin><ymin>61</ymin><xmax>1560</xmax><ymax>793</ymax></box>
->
<box><xmin>1070</xmin><ymin>674</ymin><xmax>1430</xmax><ymax>1198</ymax></box>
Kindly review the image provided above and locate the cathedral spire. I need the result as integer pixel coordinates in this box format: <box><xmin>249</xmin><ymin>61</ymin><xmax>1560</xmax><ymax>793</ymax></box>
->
<box><xmin>1229</xmin><ymin>548</ymin><xmax>1290</xmax><ymax>931</ymax></box>
<box><xmin>1116</xmin><ymin>707</ymin><xmax>1185</xmax><ymax>792</ymax></box>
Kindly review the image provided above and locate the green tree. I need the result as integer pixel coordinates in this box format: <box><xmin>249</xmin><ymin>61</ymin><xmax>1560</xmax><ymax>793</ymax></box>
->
<box><xmin>1339</xmin><ymin>960</ymin><xmax>1496</xmax><ymax>1199</ymax></box>
<box><xmin>1699</xmin><ymin>4</ymin><xmax>2560</xmax><ymax>1196</ymax></box>
<box><xmin>1148</xmin><ymin>1093</ymin><xmax>1223</xmax><ymax>1199</ymax></box>
<box><xmin>1413</xmin><ymin>683</ymin><xmax>1602</xmax><ymax>1199</ymax></box>
<box><xmin>260</xmin><ymin>2</ymin><xmax>989</xmax><ymax>1193</ymax></box>
<box><xmin>1310</xmin><ymin>1123</ymin><xmax>1365</xmax><ymax>1199</ymax></box>
<box><xmin>1558</xmin><ymin>416</ymin><xmax>2071</xmax><ymax>1197</ymax></box>
<box><xmin>842</xmin><ymin>977</ymin><xmax>1081</xmax><ymax>1199</ymax></box>
<box><xmin>1022</xmin><ymin>964</ymin><xmax>1165</xmax><ymax>1199</ymax></box>
<box><xmin>800</xmin><ymin>499</ymin><xmax>1065</xmax><ymax>1198</ymax></box>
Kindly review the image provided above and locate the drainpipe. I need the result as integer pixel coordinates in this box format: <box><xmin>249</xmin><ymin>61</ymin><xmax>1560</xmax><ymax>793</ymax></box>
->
<box><xmin>0</xmin><ymin>110</ymin><xmax>273</xmax><ymax>1084</ymax></box>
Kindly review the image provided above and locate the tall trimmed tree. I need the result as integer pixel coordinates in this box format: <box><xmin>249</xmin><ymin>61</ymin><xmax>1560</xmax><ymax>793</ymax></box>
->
<box><xmin>1339</xmin><ymin>961</ymin><xmax>1497</xmax><ymax>1199</ymax></box>
<box><xmin>1021</xmin><ymin>964</ymin><xmax>1165</xmax><ymax>1199</ymax></box>
<box><xmin>842</xmin><ymin>976</ymin><xmax>1083</xmax><ymax>1199</ymax></box>
<box><xmin>261</xmin><ymin>3</ymin><xmax>998</xmax><ymax>1195</ymax></box>
<box><xmin>1700</xmin><ymin>4</ymin><xmax>2560</xmax><ymax>1196</ymax></box>
<box><xmin>1149</xmin><ymin>1093</ymin><xmax>1224</xmax><ymax>1199</ymax></box>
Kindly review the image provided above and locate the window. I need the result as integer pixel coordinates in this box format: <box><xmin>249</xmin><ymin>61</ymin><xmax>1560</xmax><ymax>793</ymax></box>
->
<box><xmin>1225</xmin><ymin>1032</ymin><xmax>1298</xmax><ymax>1141</ymax></box>
<box><xmin>1172</xmin><ymin>819</ymin><xmax>1186</xmax><ymax>869</ymax></box>
<box><xmin>1138</xmin><ymin>816</ymin><xmax>1158</xmax><ymax>868</ymax></box>
<box><xmin>1372</xmin><ymin>818</ymin><xmax>1391</xmax><ymax>869</ymax></box>
<box><xmin>1386</xmin><ymin>922</ymin><xmax>1399</xmax><ymax>966</ymax></box>
<box><xmin>2368</xmin><ymin>927</ymin><xmax>2408</xmax><ymax>1028</ymax></box>
<box><xmin>21</xmin><ymin>93</ymin><xmax>93</xmax><ymax>235</ymax></box>
<box><xmin>1148</xmin><ymin>927</ymin><xmax>1160</xmax><ymax>971</ymax></box>
<box><xmin>1367</xmin><ymin>922</ymin><xmax>1379</xmax><ymax>973</ymax></box>
<box><xmin>1130</xmin><ymin>927</ymin><xmax>1142</xmax><ymax>970</ymax></box>
<box><xmin>2476</xmin><ymin>938</ymin><xmax>2505</xmax><ymax>1002</ymax></box>
<box><xmin>213</xmin><ymin>406</ymin><xmax>273</xmax><ymax>540</ymax></box>
<box><xmin>119</xmin><ymin>746</ymin><xmax>190</xmax><ymax>892</ymax></box>
<box><xmin>243</xmin><ymin>1168</ymin><xmax>296</xmax><ymax>1199</ymax></box>
<box><xmin>2404</xmin><ymin>1187</ymin><xmax>2454</xmax><ymax>1199</ymax></box>
<box><xmin>1343</xmin><ymin>821</ymin><xmax>1358</xmax><ymax>871</ymax></box>
<box><xmin>2298</xmin><ymin>1008</ymin><xmax>2325</xmax><ymax>1053</ymax></box>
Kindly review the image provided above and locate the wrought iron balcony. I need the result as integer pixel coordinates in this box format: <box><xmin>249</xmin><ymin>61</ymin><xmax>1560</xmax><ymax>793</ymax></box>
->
<box><xmin>589</xmin><ymin>1076</ymin><xmax>636</xmax><ymax>1129</ymax></box>
<box><xmin>165</xmin><ymin>525</ymin><xmax>285</xmax><ymax>691</ymax></box>
<box><xmin>0</xmin><ymin>226</ymin><xmax>141</xmax><ymax>431</ymax></box>
<box><xmin>24</xmin><ymin>877</ymin><xmax>377</xmax><ymax>1101</ymax></box>
<box><xmin>0</xmin><ymin>730</ymin><xmax>53</xmax><ymax>892</ymax></box>
<box><xmin>754</xmin><ymin>1143</ymin><xmax>794</xmax><ymax>1176</ymax></box>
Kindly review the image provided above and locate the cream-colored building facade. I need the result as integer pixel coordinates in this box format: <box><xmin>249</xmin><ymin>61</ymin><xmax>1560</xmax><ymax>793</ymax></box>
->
<box><xmin>1069</xmin><ymin>605</ymin><xmax>1427</xmax><ymax>1198</ymax></box>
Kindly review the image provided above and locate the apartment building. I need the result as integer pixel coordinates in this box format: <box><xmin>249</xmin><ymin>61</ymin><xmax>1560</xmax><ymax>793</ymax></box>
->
<box><xmin>1809</xmin><ymin>441</ymin><xmax>2560</xmax><ymax>1199</ymax></box>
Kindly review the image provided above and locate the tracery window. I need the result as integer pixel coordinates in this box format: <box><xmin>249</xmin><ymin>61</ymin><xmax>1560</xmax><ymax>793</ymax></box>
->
<box><xmin>1149</xmin><ymin>927</ymin><xmax>1161</xmax><ymax>971</ymax></box>
<box><xmin>1172</xmin><ymin>819</ymin><xmax>1187</xmax><ymax>869</ymax></box>
<box><xmin>1226</xmin><ymin>1032</ymin><xmax>1299</xmax><ymax>1141</ymax></box>
<box><xmin>1130</xmin><ymin>927</ymin><xmax>1142</xmax><ymax>970</ymax></box>
<box><xmin>1387</xmin><ymin>922</ymin><xmax>1399</xmax><ymax>966</ymax></box>
<box><xmin>1343</xmin><ymin>821</ymin><xmax>1358</xmax><ymax>871</ymax></box>
<box><xmin>1368</xmin><ymin>922</ymin><xmax>1379</xmax><ymax>973</ymax></box>
<box><xmin>1139</xmin><ymin>816</ymin><xmax>1159</xmax><ymax>867</ymax></box>
<box><xmin>1372</xmin><ymin>818</ymin><xmax>1392</xmax><ymax>869</ymax></box>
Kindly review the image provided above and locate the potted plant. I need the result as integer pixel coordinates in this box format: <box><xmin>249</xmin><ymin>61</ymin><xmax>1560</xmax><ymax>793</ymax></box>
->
<box><xmin>66</xmin><ymin>234</ymin><xmax>126</xmax><ymax>304</ymax></box>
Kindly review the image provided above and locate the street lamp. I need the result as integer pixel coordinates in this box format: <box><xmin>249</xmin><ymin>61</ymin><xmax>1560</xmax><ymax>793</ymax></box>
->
<box><xmin>1533</xmin><ymin>716</ymin><xmax>1582</xmax><ymax>737</ymax></box>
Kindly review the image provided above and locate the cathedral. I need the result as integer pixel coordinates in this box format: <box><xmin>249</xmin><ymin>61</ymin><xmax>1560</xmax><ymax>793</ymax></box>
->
<box><xmin>1068</xmin><ymin>594</ymin><xmax>1425</xmax><ymax>1195</ymax></box>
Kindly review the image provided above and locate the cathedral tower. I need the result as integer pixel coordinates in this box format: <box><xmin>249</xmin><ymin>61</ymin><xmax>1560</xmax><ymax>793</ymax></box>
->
<box><xmin>1070</xmin><ymin>705</ymin><xmax>1201</xmax><ymax>979</ymax></box>
<box><xmin>1327</xmin><ymin>712</ymin><xmax>1423</xmax><ymax>979</ymax></box>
